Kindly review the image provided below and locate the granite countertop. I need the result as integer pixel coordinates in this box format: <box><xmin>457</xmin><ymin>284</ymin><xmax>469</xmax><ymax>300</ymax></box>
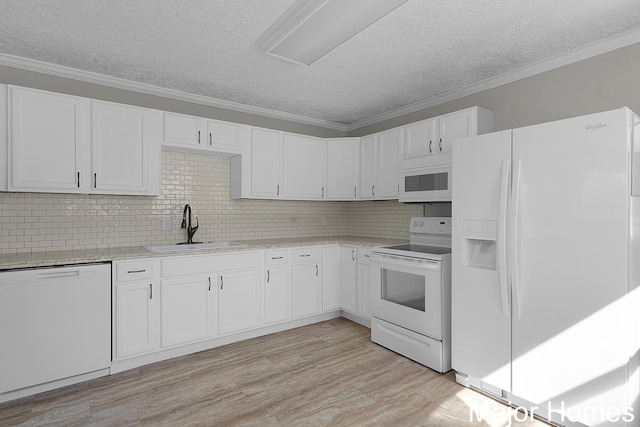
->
<box><xmin>0</xmin><ymin>236</ymin><xmax>406</xmax><ymax>270</ymax></box>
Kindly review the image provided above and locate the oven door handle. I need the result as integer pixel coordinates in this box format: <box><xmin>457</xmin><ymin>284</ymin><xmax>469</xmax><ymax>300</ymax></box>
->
<box><xmin>371</xmin><ymin>255</ymin><xmax>441</xmax><ymax>271</ymax></box>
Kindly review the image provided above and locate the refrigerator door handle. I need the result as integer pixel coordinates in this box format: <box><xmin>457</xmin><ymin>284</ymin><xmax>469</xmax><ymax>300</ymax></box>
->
<box><xmin>498</xmin><ymin>160</ymin><xmax>510</xmax><ymax>317</ymax></box>
<box><xmin>511</xmin><ymin>158</ymin><xmax>522</xmax><ymax>319</ymax></box>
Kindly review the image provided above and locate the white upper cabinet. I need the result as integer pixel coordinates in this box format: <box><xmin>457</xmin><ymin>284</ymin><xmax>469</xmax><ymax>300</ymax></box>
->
<box><xmin>360</xmin><ymin>128</ymin><xmax>401</xmax><ymax>200</ymax></box>
<box><xmin>162</xmin><ymin>112</ymin><xmax>241</xmax><ymax>155</ymax></box>
<box><xmin>251</xmin><ymin>127</ymin><xmax>283</xmax><ymax>198</ymax></box>
<box><xmin>91</xmin><ymin>101</ymin><xmax>152</xmax><ymax>194</ymax></box>
<box><xmin>7</xmin><ymin>85</ymin><xmax>160</xmax><ymax>195</ymax></box>
<box><xmin>326</xmin><ymin>138</ymin><xmax>360</xmax><ymax>200</ymax></box>
<box><xmin>9</xmin><ymin>86</ymin><xmax>88</xmax><ymax>192</ymax></box>
<box><xmin>283</xmin><ymin>133</ymin><xmax>326</xmax><ymax>199</ymax></box>
<box><xmin>401</xmin><ymin>106</ymin><xmax>494</xmax><ymax>169</ymax></box>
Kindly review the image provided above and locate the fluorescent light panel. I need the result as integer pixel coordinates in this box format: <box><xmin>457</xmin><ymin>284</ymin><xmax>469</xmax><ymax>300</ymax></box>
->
<box><xmin>257</xmin><ymin>0</ymin><xmax>409</xmax><ymax>65</ymax></box>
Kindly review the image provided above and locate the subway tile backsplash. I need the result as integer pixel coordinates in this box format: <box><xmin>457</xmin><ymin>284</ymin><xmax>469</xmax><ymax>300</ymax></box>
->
<box><xmin>0</xmin><ymin>152</ymin><xmax>421</xmax><ymax>254</ymax></box>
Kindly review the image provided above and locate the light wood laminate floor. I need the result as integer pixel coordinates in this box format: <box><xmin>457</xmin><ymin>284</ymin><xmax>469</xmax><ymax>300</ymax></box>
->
<box><xmin>0</xmin><ymin>318</ymin><xmax>549</xmax><ymax>426</ymax></box>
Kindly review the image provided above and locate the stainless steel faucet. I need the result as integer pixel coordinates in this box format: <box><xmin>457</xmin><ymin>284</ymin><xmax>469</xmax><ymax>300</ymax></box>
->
<box><xmin>181</xmin><ymin>204</ymin><xmax>199</xmax><ymax>243</ymax></box>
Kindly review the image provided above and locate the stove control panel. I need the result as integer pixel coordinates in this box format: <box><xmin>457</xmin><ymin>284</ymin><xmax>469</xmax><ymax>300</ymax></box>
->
<box><xmin>410</xmin><ymin>217</ymin><xmax>451</xmax><ymax>235</ymax></box>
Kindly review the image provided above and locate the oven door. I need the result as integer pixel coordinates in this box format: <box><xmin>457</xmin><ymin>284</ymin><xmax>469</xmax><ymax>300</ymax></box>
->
<box><xmin>399</xmin><ymin>165</ymin><xmax>451</xmax><ymax>202</ymax></box>
<box><xmin>371</xmin><ymin>254</ymin><xmax>443</xmax><ymax>339</ymax></box>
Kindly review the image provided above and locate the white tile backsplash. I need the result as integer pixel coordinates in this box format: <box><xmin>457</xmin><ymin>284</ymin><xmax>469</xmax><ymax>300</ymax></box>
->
<box><xmin>0</xmin><ymin>152</ymin><xmax>421</xmax><ymax>254</ymax></box>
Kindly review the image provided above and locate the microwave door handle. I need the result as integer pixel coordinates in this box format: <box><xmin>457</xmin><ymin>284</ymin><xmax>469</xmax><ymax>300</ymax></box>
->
<box><xmin>498</xmin><ymin>159</ymin><xmax>510</xmax><ymax>317</ymax></box>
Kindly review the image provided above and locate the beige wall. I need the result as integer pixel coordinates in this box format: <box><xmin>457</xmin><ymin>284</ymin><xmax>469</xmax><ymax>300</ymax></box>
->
<box><xmin>348</xmin><ymin>42</ymin><xmax>640</xmax><ymax>136</ymax></box>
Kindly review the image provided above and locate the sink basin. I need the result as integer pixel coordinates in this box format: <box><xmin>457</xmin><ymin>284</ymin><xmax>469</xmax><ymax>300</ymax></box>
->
<box><xmin>144</xmin><ymin>242</ymin><xmax>247</xmax><ymax>252</ymax></box>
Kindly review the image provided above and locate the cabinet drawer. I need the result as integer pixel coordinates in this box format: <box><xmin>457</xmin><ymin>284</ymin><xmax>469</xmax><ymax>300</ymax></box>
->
<box><xmin>358</xmin><ymin>247</ymin><xmax>373</xmax><ymax>264</ymax></box>
<box><xmin>291</xmin><ymin>247</ymin><xmax>321</xmax><ymax>264</ymax></box>
<box><xmin>265</xmin><ymin>249</ymin><xmax>289</xmax><ymax>266</ymax></box>
<box><xmin>114</xmin><ymin>259</ymin><xmax>158</xmax><ymax>283</ymax></box>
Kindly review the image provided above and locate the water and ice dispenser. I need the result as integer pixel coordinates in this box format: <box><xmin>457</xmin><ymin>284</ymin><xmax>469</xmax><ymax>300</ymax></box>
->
<box><xmin>462</xmin><ymin>220</ymin><xmax>497</xmax><ymax>270</ymax></box>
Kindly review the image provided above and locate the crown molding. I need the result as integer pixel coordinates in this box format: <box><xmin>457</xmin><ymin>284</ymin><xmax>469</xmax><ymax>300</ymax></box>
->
<box><xmin>0</xmin><ymin>53</ymin><xmax>348</xmax><ymax>132</ymax></box>
<box><xmin>347</xmin><ymin>27</ymin><xmax>640</xmax><ymax>131</ymax></box>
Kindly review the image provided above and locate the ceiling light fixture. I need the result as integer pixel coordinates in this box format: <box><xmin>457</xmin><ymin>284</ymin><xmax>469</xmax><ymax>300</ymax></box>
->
<box><xmin>256</xmin><ymin>0</ymin><xmax>409</xmax><ymax>66</ymax></box>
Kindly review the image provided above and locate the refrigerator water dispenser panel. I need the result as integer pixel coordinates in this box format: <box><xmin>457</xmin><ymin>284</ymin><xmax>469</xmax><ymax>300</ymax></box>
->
<box><xmin>462</xmin><ymin>220</ymin><xmax>497</xmax><ymax>270</ymax></box>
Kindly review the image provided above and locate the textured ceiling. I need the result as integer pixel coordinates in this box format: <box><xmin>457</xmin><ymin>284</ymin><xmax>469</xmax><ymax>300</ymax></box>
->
<box><xmin>1</xmin><ymin>0</ymin><xmax>640</xmax><ymax>127</ymax></box>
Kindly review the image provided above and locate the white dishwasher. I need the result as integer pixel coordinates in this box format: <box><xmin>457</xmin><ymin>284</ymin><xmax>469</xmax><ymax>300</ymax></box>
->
<box><xmin>0</xmin><ymin>263</ymin><xmax>111</xmax><ymax>398</ymax></box>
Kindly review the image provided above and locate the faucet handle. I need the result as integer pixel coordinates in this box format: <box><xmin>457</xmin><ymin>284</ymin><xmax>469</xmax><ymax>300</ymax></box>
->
<box><xmin>192</xmin><ymin>216</ymin><xmax>199</xmax><ymax>233</ymax></box>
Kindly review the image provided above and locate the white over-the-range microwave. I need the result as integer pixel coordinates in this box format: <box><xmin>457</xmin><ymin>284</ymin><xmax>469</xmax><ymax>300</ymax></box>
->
<box><xmin>399</xmin><ymin>164</ymin><xmax>452</xmax><ymax>202</ymax></box>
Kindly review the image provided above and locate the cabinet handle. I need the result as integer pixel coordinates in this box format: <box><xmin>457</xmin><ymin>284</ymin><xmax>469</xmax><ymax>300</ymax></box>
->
<box><xmin>267</xmin><ymin>270</ymin><xmax>270</xmax><ymax>283</ymax></box>
<box><xmin>209</xmin><ymin>132</ymin><xmax>212</xmax><ymax>147</ymax></box>
<box><xmin>77</xmin><ymin>172</ymin><xmax>80</xmax><ymax>188</ymax></box>
<box><xmin>439</xmin><ymin>138</ymin><xmax>442</xmax><ymax>151</ymax></box>
<box><xmin>354</xmin><ymin>186</ymin><xmax>357</xmax><ymax>198</ymax></box>
<box><xmin>197</xmin><ymin>130</ymin><xmax>201</xmax><ymax>144</ymax></box>
<box><xmin>276</xmin><ymin>184</ymin><xmax>280</xmax><ymax>196</ymax></box>
<box><xmin>271</xmin><ymin>256</ymin><xmax>283</xmax><ymax>260</ymax></box>
<box><xmin>127</xmin><ymin>269</ymin><xmax>146</xmax><ymax>274</ymax></box>
<box><xmin>429</xmin><ymin>140</ymin><xmax>433</xmax><ymax>153</ymax></box>
<box><xmin>365</xmin><ymin>254</ymin><xmax>371</xmax><ymax>258</ymax></box>
<box><xmin>208</xmin><ymin>276</ymin><xmax>211</xmax><ymax>291</ymax></box>
<box><xmin>220</xmin><ymin>275</ymin><xmax>224</xmax><ymax>290</ymax></box>
<box><xmin>300</xmin><ymin>254</ymin><xmax>311</xmax><ymax>257</ymax></box>
<box><xmin>149</xmin><ymin>283</ymin><xmax>153</xmax><ymax>300</ymax></box>
<box><xmin>316</xmin><ymin>265</ymin><xmax>318</xmax><ymax>276</ymax></box>
<box><xmin>372</xmin><ymin>185</ymin><xmax>375</xmax><ymax>196</ymax></box>
<box><xmin>322</xmin><ymin>187</ymin><xmax>324</xmax><ymax>197</ymax></box>
<box><xmin>352</xmin><ymin>250</ymin><xmax>355</xmax><ymax>261</ymax></box>
<box><xmin>94</xmin><ymin>173</ymin><xmax>97</xmax><ymax>189</ymax></box>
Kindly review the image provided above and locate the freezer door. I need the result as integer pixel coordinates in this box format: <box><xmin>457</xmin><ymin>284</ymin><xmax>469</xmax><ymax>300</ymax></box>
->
<box><xmin>511</xmin><ymin>109</ymin><xmax>631</xmax><ymax>425</ymax></box>
<box><xmin>451</xmin><ymin>130</ymin><xmax>512</xmax><ymax>393</ymax></box>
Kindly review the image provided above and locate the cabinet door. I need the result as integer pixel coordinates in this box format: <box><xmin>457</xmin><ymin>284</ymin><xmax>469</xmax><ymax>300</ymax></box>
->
<box><xmin>91</xmin><ymin>101</ymin><xmax>150</xmax><ymax>194</ymax></box>
<box><xmin>251</xmin><ymin>128</ymin><xmax>282</xmax><ymax>198</ymax></box>
<box><xmin>357</xmin><ymin>259</ymin><xmax>372</xmax><ymax>320</ymax></box>
<box><xmin>340</xmin><ymin>246</ymin><xmax>357</xmax><ymax>314</ymax></box>
<box><xmin>321</xmin><ymin>246</ymin><xmax>341</xmax><ymax>312</ymax></box>
<box><xmin>9</xmin><ymin>86</ymin><xmax>87</xmax><ymax>192</ymax></box>
<box><xmin>377</xmin><ymin>128</ymin><xmax>401</xmax><ymax>198</ymax></box>
<box><xmin>291</xmin><ymin>263</ymin><xmax>322</xmax><ymax>319</ymax></box>
<box><xmin>403</xmin><ymin>119</ymin><xmax>435</xmax><ymax>161</ymax></box>
<box><xmin>207</xmin><ymin>119</ymin><xmax>241</xmax><ymax>153</ymax></box>
<box><xmin>161</xmin><ymin>275</ymin><xmax>214</xmax><ymax>347</ymax></box>
<box><xmin>115</xmin><ymin>280</ymin><xmax>160</xmax><ymax>359</ymax></box>
<box><xmin>326</xmin><ymin>138</ymin><xmax>359</xmax><ymax>200</ymax></box>
<box><xmin>360</xmin><ymin>134</ymin><xmax>377</xmax><ymax>199</ymax></box>
<box><xmin>438</xmin><ymin>109</ymin><xmax>475</xmax><ymax>154</ymax></box>
<box><xmin>219</xmin><ymin>270</ymin><xmax>261</xmax><ymax>335</ymax></box>
<box><xmin>264</xmin><ymin>266</ymin><xmax>290</xmax><ymax>325</ymax></box>
<box><xmin>163</xmin><ymin>112</ymin><xmax>204</xmax><ymax>147</ymax></box>
<box><xmin>283</xmin><ymin>133</ymin><xmax>326</xmax><ymax>199</ymax></box>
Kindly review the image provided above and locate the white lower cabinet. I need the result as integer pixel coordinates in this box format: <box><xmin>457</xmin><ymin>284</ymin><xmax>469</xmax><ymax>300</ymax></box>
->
<box><xmin>161</xmin><ymin>275</ymin><xmax>215</xmax><ymax>347</ymax></box>
<box><xmin>357</xmin><ymin>248</ymin><xmax>373</xmax><ymax>320</ymax></box>
<box><xmin>321</xmin><ymin>246</ymin><xmax>341</xmax><ymax>312</ymax></box>
<box><xmin>218</xmin><ymin>269</ymin><xmax>261</xmax><ymax>335</ymax></box>
<box><xmin>264</xmin><ymin>249</ymin><xmax>291</xmax><ymax>325</ymax></box>
<box><xmin>113</xmin><ymin>259</ymin><xmax>161</xmax><ymax>360</ymax></box>
<box><xmin>291</xmin><ymin>247</ymin><xmax>322</xmax><ymax>319</ymax></box>
<box><xmin>115</xmin><ymin>280</ymin><xmax>160</xmax><ymax>359</ymax></box>
<box><xmin>340</xmin><ymin>246</ymin><xmax>358</xmax><ymax>315</ymax></box>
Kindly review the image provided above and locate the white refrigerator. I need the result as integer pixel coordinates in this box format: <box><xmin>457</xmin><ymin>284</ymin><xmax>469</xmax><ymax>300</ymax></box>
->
<box><xmin>452</xmin><ymin>108</ymin><xmax>640</xmax><ymax>426</ymax></box>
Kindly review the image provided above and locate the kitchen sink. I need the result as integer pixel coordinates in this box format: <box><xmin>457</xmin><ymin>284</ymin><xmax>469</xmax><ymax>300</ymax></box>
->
<box><xmin>144</xmin><ymin>242</ymin><xmax>247</xmax><ymax>252</ymax></box>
